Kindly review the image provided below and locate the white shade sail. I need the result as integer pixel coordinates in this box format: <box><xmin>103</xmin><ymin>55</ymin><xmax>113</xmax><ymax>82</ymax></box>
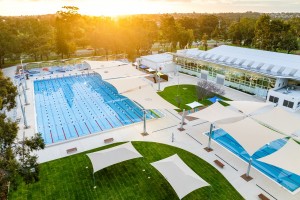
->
<box><xmin>122</xmin><ymin>85</ymin><xmax>178</xmax><ymax>110</ymax></box>
<box><xmin>258</xmin><ymin>139</ymin><xmax>300</xmax><ymax>176</ymax></box>
<box><xmin>189</xmin><ymin>102</ymin><xmax>244</xmax><ymax>123</ymax></box>
<box><xmin>217</xmin><ymin>118</ymin><xmax>285</xmax><ymax>156</ymax></box>
<box><xmin>86</xmin><ymin>142</ymin><xmax>143</xmax><ymax>174</ymax></box>
<box><xmin>252</xmin><ymin>107</ymin><xmax>300</xmax><ymax>135</ymax></box>
<box><xmin>94</xmin><ymin>64</ymin><xmax>147</xmax><ymax>80</ymax></box>
<box><xmin>226</xmin><ymin>101</ymin><xmax>273</xmax><ymax>115</ymax></box>
<box><xmin>151</xmin><ymin>154</ymin><xmax>210</xmax><ymax>199</ymax></box>
<box><xmin>186</xmin><ymin>101</ymin><xmax>203</xmax><ymax>109</ymax></box>
<box><xmin>106</xmin><ymin>77</ymin><xmax>149</xmax><ymax>94</ymax></box>
<box><xmin>86</xmin><ymin>61</ymin><xmax>126</xmax><ymax>69</ymax></box>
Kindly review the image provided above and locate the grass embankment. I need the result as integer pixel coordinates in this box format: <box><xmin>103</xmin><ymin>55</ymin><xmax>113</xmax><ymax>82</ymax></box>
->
<box><xmin>10</xmin><ymin>142</ymin><xmax>243</xmax><ymax>200</ymax></box>
<box><xmin>157</xmin><ymin>84</ymin><xmax>231</xmax><ymax>112</ymax></box>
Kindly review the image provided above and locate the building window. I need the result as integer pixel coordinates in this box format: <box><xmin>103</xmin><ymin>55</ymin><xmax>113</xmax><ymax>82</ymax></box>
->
<box><xmin>283</xmin><ymin>100</ymin><xmax>294</xmax><ymax>108</ymax></box>
<box><xmin>269</xmin><ymin>95</ymin><xmax>279</xmax><ymax>103</ymax></box>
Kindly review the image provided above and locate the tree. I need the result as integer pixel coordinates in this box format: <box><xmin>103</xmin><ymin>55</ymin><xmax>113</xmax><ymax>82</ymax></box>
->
<box><xmin>55</xmin><ymin>6</ymin><xmax>80</xmax><ymax>58</ymax></box>
<box><xmin>254</xmin><ymin>14</ymin><xmax>272</xmax><ymax>50</ymax></box>
<box><xmin>201</xmin><ymin>33</ymin><xmax>209</xmax><ymax>51</ymax></box>
<box><xmin>0</xmin><ymin>70</ymin><xmax>45</xmax><ymax>199</ymax></box>
<box><xmin>195</xmin><ymin>79</ymin><xmax>225</xmax><ymax>101</ymax></box>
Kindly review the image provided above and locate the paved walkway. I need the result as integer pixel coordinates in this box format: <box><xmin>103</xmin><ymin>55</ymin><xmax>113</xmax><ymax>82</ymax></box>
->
<box><xmin>3</xmin><ymin>64</ymin><xmax>298</xmax><ymax>200</ymax></box>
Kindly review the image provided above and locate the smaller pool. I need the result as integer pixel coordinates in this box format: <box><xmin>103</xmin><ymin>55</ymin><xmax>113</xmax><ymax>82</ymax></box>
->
<box><xmin>208</xmin><ymin>129</ymin><xmax>300</xmax><ymax>192</ymax></box>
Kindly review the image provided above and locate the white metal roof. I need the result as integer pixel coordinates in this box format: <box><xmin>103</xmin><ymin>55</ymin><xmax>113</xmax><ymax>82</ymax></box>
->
<box><xmin>141</xmin><ymin>53</ymin><xmax>173</xmax><ymax>63</ymax></box>
<box><xmin>175</xmin><ymin>45</ymin><xmax>300</xmax><ymax>79</ymax></box>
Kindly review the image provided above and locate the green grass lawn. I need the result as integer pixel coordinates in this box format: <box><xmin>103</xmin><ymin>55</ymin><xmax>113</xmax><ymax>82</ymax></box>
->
<box><xmin>10</xmin><ymin>142</ymin><xmax>243</xmax><ymax>200</ymax></box>
<box><xmin>157</xmin><ymin>84</ymin><xmax>231</xmax><ymax>112</ymax></box>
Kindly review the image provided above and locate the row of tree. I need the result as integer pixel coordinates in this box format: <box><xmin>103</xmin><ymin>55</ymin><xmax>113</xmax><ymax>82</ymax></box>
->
<box><xmin>0</xmin><ymin>7</ymin><xmax>299</xmax><ymax>68</ymax></box>
<box><xmin>0</xmin><ymin>70</ymin><xmax>45</xmax><ymax>199</ymax></box>
<box><xmin>228</xmin><ymin>14</ymin><xmax>299</xmax><ymax>53</ymax></box>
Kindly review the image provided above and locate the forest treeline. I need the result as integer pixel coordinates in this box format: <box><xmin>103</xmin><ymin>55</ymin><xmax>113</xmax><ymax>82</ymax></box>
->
<box><xmin>0</xmin><ymin>6</ymin><xmax>299</xmax><ymax>68</ymax></box>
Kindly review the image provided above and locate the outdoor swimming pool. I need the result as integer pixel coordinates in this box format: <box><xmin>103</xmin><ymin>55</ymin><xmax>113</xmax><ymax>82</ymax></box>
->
<box><xmin>34</xmin><ymin>74</ymin><xmax>157</xmax><ymax>145</ymax></box>
<box><xmin>209</xmin><ymin>129</ymin><xmax>300</xmax><ymax>192</ymax></box>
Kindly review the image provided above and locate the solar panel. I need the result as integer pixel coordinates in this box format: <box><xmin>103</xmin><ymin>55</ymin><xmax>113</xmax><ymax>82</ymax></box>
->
<box><xmin>256</xmin><ymin>63</ymin><xmax>265</xmax><ymax>69</ymax></box>
<box><xmin>247</xmin><ymin>61</ymin><xmax>255</xmax><ymax>68</ymax></box>
<box><xmin>288</xmin><ymin>69</ymin><xmax>298</xmax><ymax>76</ymax></box>
<box><xmin>277</xmin><ymin>66</ymin><xmax>286</xmax><ymax>75</ymax></box>
<box><xmin>266</xmin><ymin>64</ymin><xmax>275</xmax><ymax>72</ymax></box>
<box><xmin>238</xmin><ymin>59</ymin><xmax>246</xmax><ymax>65</ymax></box>
<box><xmin>222</xmin><ymin>56</ymin><xmax>230</xmax><ymax>62</ymax></box>
<box><xmin>208</xmin><ymin>54</ymin><xmax>215</xmax><ymax>59</ymax></box>
<box><xmin>215</xmin><ymin>55</ymin><xmax>222</xmax><ymax>61</ymax></box>
<box><xmin>229</xmin><ymin>58</ymin><xmax>238</xmax><ymax>64</ymax></box>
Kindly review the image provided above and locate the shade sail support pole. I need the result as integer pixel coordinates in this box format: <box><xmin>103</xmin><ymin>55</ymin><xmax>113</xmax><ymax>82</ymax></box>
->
<box><xmin>204</xmin><ymin>123</ymin><xmax>214</xmax><ymax>152</ymax></box>
<box><xmin>246</xmin><ymin>158</ymin><xmax>253</xmax><ymax>177</ymax></box>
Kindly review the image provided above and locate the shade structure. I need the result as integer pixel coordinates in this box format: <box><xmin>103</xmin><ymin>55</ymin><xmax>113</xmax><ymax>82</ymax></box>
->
<box><xmin>86</xmin><ymin>61</ymin><xmax>126</xmax><ymax>69</ymax></box>
<box><xmin>186</xmin><ymin>101</ymin><xmax>203</xmax><ymax>109</ymax></box>
<box><xmin>226</xmin><ymin>101</ymin><xmax>273</xmax><ymax>115</ymax></box>
<box><xmin>252</xmin><ymin>107</ymin><xmax>300</xmax><ymax>135</ymax></box>
<box><xmin>94</xmin><ymin>64</ymin><xmax>147</xmax><ymax>80</ymax></box>
<box><xmin>208</xmin><ymin>96</ymin><xmax>222</xmax><ymax>103</ymax></box>
<box><xmin>258</xmin><ymin>139</ymin><xmax>300</xmax><ymax>176</ymax></box>
<box><xmin>106</xmin><ymin>77</ymin><xmax>149</xmax><ymax>94</ymax></box>
<box><xmin>122</xmin><ymin>85</ymin><xmax>178</xmax><ymax>110</ymax></box>
<box><xmin>151</xmin><ymin>154</ymin><xmax>210</xmax><ymax>199</ymax></box>
<box><xmin>189</xmin><ymin>102</ymin><xmax>244</xmax><ymax>123</ymax></box>
<box><xmin>86</xmin><ymin>142</ymin><xmax>143</xmax><ymax>174</ymax></box>
<box><xmin>217</xmin><ymin>118</ymin><xmax>285</xmax><ymax>156</ymax></box>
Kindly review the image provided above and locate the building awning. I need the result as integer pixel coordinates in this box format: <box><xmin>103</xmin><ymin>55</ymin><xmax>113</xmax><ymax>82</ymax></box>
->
<box><xmin>258</xmin><ymin>139</ymin><xmax>300</xmax><ymax>176</ymax></box>
<box><xmin>106</xmin><ymin>77</ymin><xmax>149</xmax><ymax>94</ymax></box>
<box><xmin>186</xmin><ymin>101</ymin><xmax>203</xmax><ymax>109</ymax></box>
<box><xmin>151</xmin><ymin>154</ymin><xmax>210</xmax><ymax>199</ymax></box>
<box><xmin>217</xmin><ymin>118</ymin><xmax>285</xmax><ymax>156</ymax></box>
<box><xmin>122</xmin><ymin>85</ymin><xmax>178</xmax><ymax>110</ymax></box>
<box><xmin>189</xmin><ymin>102</ymin><xmax>244</xmax><ymax>123</ymax></box>
<box><xmin>252</xmin><ymin>107</ymin><xmax>300</xmax><ymax>135</ymax></box>
<box><xmin>86</xmin><ymin>142</ymin><xmax>143</xmax><ymax>174</ymax></box>
<box><xmin>226</xmin><ymin>101</ymin><xmax>274</xmax><ymax>115</ymax></box>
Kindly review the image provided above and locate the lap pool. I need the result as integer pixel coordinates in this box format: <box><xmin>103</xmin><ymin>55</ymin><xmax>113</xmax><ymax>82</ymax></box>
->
<box><xmin>209</xmin><ymin>129</ymin><xmax>300</xmax><ymax>192</ymax></box>
<box><xmin>34</xmin><ymin>74</ymin><xmax>157</xmax><ymax>145</ymax></box>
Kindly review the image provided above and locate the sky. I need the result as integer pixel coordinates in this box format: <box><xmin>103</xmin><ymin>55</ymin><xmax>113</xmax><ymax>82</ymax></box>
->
<box><xmin>0</xmin><ymin>0</ymin><xmax>299</xmax><ymax>16</ymax></box>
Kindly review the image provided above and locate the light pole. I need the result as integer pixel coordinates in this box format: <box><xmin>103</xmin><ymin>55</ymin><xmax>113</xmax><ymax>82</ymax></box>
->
<box><xmin>18</xmin><ymin>85</ymin><xmax>29</xmax><ymax>129</ymax></box>
<box><xmin>21</xmin><ymin>59</ymin><xmax>28</xmax><ymax>90</ymax></box>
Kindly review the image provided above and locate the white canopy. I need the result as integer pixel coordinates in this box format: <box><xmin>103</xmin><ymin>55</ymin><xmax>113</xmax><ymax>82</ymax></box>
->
<box><xmin>186</xmin><ymin>101</ymin><xmax>203</xmax><ymax>109</ymax></box>
<box><xmin>217</xmin><ymin>118</ymin><xmax>285</xmax><ymax>156</ymax></box>
<box><xmin>189</xmin><ymin>102</ymin><xmax>244</xmax><ymax>123</ymax></box>
<box><xmin>122</xmin><ymin>85</ymin><xmax>178</xmax><ymax>110</ymax></box>
<box><xmin>94</xmin><ymin>64</ymin><xmax>147</xmax><ymax>80</ymax></box>
<box><xmin>226</xmin><ymin>101</ymin><xmax>273</xmax><ymax>115</ymax></box>
<box><xmin>106</xmin><ymin>77</ymin><xmax>149</xmax><ymax>94</ymax></box>
<box><xmin>151</xmin><ymin>154</ymin><xmax>210</xmax><ymax>199</ymax></box>
<box><xmin>258</xmin><ymin>139</ymin><xmax>300</xmax><ymax>176</ymax></box>
<box><xmin>86</xmin><ymin>142</ymin><xmax>143</xmax><ymax>174</ymax></box>
<box><xmin>252</xmin><ymin>107</ymin><xmax>300</xmax><ymax>135</ymax></box>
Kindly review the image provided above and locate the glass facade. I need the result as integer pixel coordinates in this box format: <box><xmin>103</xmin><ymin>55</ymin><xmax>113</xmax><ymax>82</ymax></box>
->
<box><xmin>174</xmin><ymin>56</ymin><xmax>276</xmax><ymax>98</ymax></box>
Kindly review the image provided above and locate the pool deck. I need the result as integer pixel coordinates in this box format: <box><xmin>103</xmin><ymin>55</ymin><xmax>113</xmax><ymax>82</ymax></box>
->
<box><xmin>3</xmin><ymin>63</ymin><xmax>300</xmax><ymax>200</ymax></box>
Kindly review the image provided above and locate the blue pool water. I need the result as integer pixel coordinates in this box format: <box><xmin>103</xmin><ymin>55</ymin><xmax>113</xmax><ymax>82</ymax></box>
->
<box><xmin>209</xmin><ymin>129</ymin><xmax>300</xmax><ymax>192</ymax></box>
<box><xmin>34</xmin><ymin>74</ymin><xmax>156</xmax><ymax>145</ymax></box>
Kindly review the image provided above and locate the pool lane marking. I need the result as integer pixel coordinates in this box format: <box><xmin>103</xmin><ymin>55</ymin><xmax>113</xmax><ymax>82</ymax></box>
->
<box><xmin>124</xmin><ymin>113</ymin><xmax>134</xmax><ymax>123</ymax></box>
<box><xmin>133</xmin><ymin>111</ymin><xmax>143</xmax><ymax>120</ymax></box>
<box><xmin>85</xmin><ymin>122</ymin><xmax>92</xmax><ymax>134</ymax></box>
<box><xmin>95</xmin><ymin>120</ymin><xmax>103</xmax><ymax>131</ymax></box>
<box><xmin>50</xmin><ymin>130</ymin><xmax>54</xmax><ymax>143</ymax></box>
<box><xmin>73</xmin><ymin>125</ymin><xmax>79</xmax><ymax>137</ymax></box>
<box><xmin>61</xmin><ymin>127</ymin><xmax>67</xmax><ymax>140</ymax></box>
<box><xmin>105</xmin><ymin>118</ymin><xmax>114</xmax><ymax>128</ymax></box>
<box><xmin>115</xmin><ymin>116</ymin><xmax>124</xmax><ymax>126</ymax></box>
